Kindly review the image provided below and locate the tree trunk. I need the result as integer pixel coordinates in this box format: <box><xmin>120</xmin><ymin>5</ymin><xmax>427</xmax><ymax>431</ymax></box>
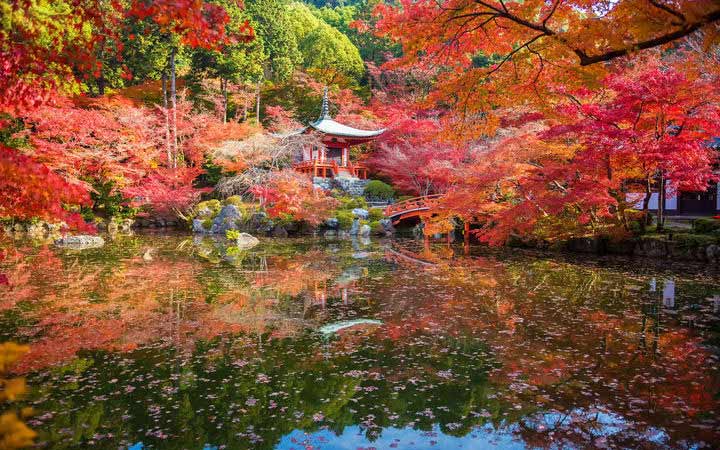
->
<box><xmin>641</xmin><ymin>176</ymin><xmax>652</xmax><ymax>232</ymax></box>
<box><xmin>255</xmin><ymin>80</ymin><xmax>261</xmax><ymax>123</ymax></box>
<box><xmin>605</xmin><ymin>154</ymin><xmax>612</xmax><ymax>181</ymax></box>
<box><xmin>96</xmin><ymin>46</ymin><xmax>106</xmax><ymax>97</ymax></box>
<box><xmin>170</xmin><ymin>47</ymin><xmax>178</xmax><ymax>168</ymax></box>
<box><xmin>97</xmin><ymin>72</ymin><xmax>106</xmax><ymax>96</ymax></box>
<box><xmin>162</xmin><ymin>71</ymin><xmax>171</xmax><ymax>166</ymax></box>
<box><xmin>221</xmin><ymin>77</ymin><xmax>228</xmax><ymax>124</ymax></box>
<box><xmin>657</xmin><ymin>171</ymin><xmax>665</xmax><ymax>232</ymax></box>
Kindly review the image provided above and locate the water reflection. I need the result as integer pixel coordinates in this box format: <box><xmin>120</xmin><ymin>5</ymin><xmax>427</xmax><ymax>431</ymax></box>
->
<box><xmin>0</xmin><ymin>235</ymin><xmax>719</xmax><ymax>449</ymax></box>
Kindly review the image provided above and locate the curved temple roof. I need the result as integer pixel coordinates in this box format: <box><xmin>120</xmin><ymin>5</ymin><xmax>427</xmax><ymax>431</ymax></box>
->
<box><xmin>275</xmin><ymin>87</ymin><xmax>385</xmax><ymax>139</ymax></box>
<box><xmin>308</xmin><ymin>117</ymin><xmax>385</xmax><ymax>138</ymax></box>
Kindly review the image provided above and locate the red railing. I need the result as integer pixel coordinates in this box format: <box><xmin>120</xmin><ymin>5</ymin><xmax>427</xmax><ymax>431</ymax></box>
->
<box><xmin>384</xmin><ymin>194</ymin><xmax>443</xmax><ymax>219</ymax></box>
<box><xmin>293</xmin><ymin>160</ymin><xmax>336</xmax><ymax>178</ymax></box>
<box><xmin>293</xmin><ymin>159</ymin><xmax>368</xmax><ymax>179</ymax></box>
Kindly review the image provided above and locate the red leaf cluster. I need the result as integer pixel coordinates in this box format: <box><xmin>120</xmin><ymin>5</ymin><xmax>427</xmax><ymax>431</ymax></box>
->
<box><xmin>0</xmin><ymin>144</ymin><xmax>92</xmax><ymax>231</ymax></box>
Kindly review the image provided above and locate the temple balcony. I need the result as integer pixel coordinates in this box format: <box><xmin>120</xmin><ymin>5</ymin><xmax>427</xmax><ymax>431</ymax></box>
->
<box><xmin>293</xmin><ymin>159</ymin><xmax>368</xmax><ymax>179</ymax></box>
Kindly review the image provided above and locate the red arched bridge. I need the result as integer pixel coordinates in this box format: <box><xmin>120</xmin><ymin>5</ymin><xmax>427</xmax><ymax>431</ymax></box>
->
<box><xmin>384</xmin><ymin>194</ymin><xmax>443</xmax><ymax>225</ymax></box>
<box><xmin>384</xmin><ymin>194</ymin><xmax>472</xmax><ymax>252</ymax></box>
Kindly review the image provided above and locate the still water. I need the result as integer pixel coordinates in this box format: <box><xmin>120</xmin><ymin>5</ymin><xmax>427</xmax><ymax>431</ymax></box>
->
<box><xmin>1</xmin><ymin>233</ymin><xmax>719</xmax><ymax>449</ymax></box>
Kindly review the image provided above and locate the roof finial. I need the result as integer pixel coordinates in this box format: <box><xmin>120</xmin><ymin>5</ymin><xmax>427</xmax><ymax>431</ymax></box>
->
<box><xmin>319</xmin><ymin>86</ymin><xmax>331</xmax><ymax>120</ymax></box>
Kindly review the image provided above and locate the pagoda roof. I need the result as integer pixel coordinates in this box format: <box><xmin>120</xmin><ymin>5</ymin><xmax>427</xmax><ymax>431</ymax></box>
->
<box><xmin>308</xmin><ymin>117</ymin><xmax>385</xmax><ymax>138</ymax></box>
<box><xmin>276</xmin><ymin>87</ymin><xmax>385</xmax><ymax>139</ymax></box>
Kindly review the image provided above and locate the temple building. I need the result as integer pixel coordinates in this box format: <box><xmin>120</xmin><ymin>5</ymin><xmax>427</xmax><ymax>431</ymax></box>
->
<box><xmin>628</xmin><ymin>182</ymin><xmax>719</xmax><ymax>216</ymax></box>
<box><xmin>291</xmin><ymin>88</ymin><xmax>384</xmax><ymax>180</ymax></box>
<box><xmin>627</xmin><ymin>138</ymin><xmax>720</xmax><ymax>216</ymax></box>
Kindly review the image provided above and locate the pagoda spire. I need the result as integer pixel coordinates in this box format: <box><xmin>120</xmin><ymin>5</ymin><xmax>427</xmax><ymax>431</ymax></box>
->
<box><xmin>319</xmin><ymin>86</ymin><xmax>331</xmax><ymax>120</ymax></box>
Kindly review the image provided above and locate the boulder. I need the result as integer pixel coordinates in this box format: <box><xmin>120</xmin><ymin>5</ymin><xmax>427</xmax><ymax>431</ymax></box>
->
<box><xmin>360</xmin><ymin>224</ymin><xmax>372</xmax><ymax>237</ymax></box>
<box><xmin>192</xmin><ymin>219</ymin><xmax>208</xmax><ymax>234</ymax></box>
<box><xmin>210</xmin><ymin>205</ymin><xmax>242</xmax><ymax>235</ymax></box>
<box><xmin>634</xmin><ymin>238</ymin><xmax>667</xmax><ymax>258</ymax></box>
<box><xmin>324</xmin><ymin>229</ymin><xmax>338</xmax><ymax>237</ymax></box>
<box><xmin>236</xmin><ymin>233</ymin><xmax>260</xmax><ymax>250</ymax></box>
<box><xmin>272</xmin><ymin>226</ymin><xmax>288</xmax><ymax>238</ymax></box>
<box><xmin>352</xmin><ymin>208</ymin><xmax>369</xmax><ymax>219</ymax></box>
<box><xmin>325</xmin><ymin>217</ymin><xmax>339</xmax><ymax>230</ymax></box>
<box><xmin>379</xmin><ymin>218</ymin><xmax>395</xmax><ymax>236</ymax></box>
<box><xmin>55</xmin><ymin>235</ymin><xmax>105</xmax><ymax>249</ymax></box>
<box><xmin>349</xmin><ymin>218</ymin><xmax>360</xmax><ymax>236</ymax></box>
<box><xmin>249</xmin><ymin>212</ymin><xmax>274</xmax><ymax>233</ymax></box>
<box><xmin>707</xmin><ymin>244</ymin><xmax>720</xmax><ymax>262</ymax></box>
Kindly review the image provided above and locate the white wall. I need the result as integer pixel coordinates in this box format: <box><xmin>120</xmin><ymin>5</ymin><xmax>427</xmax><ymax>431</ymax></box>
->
<box><xmin>625</xmin><ymin>182</ymin><xmax>677</xmax><ymax>211</ymax></box>
<box><xmin>626</xmin><ymin>192</ymin><xmax>673</xmax><ymax>210</ymax></box>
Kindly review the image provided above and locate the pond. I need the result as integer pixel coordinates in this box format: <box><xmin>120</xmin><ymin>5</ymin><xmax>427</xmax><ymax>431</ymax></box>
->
<box><xmin>1</xmin><ymin>233</ymin><xmax>719</xmax><ymax>449</ymax></box>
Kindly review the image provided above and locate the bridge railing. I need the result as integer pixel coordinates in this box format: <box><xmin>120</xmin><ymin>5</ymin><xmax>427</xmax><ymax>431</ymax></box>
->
<box><xmin>385</xmin><ymin>194</ymin><xmax>444</xmax><ymax>218</ymax></box>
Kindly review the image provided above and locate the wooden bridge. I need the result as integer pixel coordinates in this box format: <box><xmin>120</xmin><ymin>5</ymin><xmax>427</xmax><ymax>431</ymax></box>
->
<box><xmin>384</xmin><ymin>194</ymin><xmax>443</xmax><ymax>225</ymax></box>
<box><xmin>385</xmin><ymin>194</ymin><xmax>473</xmax><ymax>252</ymax></box>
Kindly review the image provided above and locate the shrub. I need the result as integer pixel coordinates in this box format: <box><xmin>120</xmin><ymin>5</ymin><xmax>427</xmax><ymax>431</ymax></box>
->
<box><xmin>336</xmin><ymin>195</ymin><xmax>368</xmax><ymax>211</ymax></box>
<box><xmin>672</xmin><ymin>233</ymin><xmax>719</xmax><ymax>248</ymax></box>
<box><xmin>335</xmin><ymin>210</ymin><xmax>354</xmax><ymax>230</ymax></box>
<box><xmin>364</xmin><ymin>180</ymin><xmax>395</xmax><ymax>200</ymax></box>
<box><xmin>368</xmin><ymin>207</ymin><xmax>385</xmax><ymax>221</ymax></box>
<box><xmin>202</xmin><ymin>218</ymin><xmax>213</xmax><ymax>230</ymax></box>
<box><xmin>226</xmin><ymin>229</ymin><xmax>241</xmax><ymax>240</ymax></box>
<box><xmin>396</xmin><ymin>195</ymin><xmax>414</xmax><ymax>202</ymax></box>
<box><xmin>197</xmin><ymin>199</ymin><xmax>222</xmax><ymax>217</ymax></box>
<box><xmin>692</xmin><ymin>218</ymin><xmax>720</xmax><ymax>234</ymax></box>
<box><xmin>225</xmin><ymin>195</ymin><xmax>244</xmax><ymax>207</ymax></box>
<box><xmin>628</xmin><ymin>221</ymin><xmax>642</xmax><ymax>234</ymax></box>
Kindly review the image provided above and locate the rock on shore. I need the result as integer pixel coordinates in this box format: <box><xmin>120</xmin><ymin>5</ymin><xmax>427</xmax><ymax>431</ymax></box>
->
<box><xmin>54</xmin><ymin>235</ymin><xmax>105</xmax><ymax>249</ymax></box>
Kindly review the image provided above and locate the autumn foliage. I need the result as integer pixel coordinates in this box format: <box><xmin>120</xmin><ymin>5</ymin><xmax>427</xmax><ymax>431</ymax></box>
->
<box><xmin>250</xmin><ymin>170</ymin><xmax>338</xmax><ymax>226</ymax></box>
<box><xmin>0</xmin><ymin>145</ymin><xmax>92</xmax><ymax>231</ymax></box>
<box><xmin>426</xmin><ymin>59</ymin><xmax>720</xmax><ymax>244</ymax></box>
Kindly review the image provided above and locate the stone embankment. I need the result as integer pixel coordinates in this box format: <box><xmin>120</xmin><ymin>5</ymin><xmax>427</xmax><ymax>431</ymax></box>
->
<box><xmin>563</xmin><ymin>236</ymin><xmax>720</xmax><ymax>263</ymax></box>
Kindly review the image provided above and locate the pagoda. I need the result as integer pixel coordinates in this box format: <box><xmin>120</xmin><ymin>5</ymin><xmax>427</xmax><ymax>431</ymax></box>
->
<box><xmin>292</xmin><ymin>88</ymin><xmax>385</xmax><ymax>180</ymax></box>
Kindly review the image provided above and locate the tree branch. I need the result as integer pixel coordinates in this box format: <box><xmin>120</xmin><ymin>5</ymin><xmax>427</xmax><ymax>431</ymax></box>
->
<box><xmin>575</xmin><ymin>9</ymin><xmax>720</xmax><ymax>65</ymax></box>
<box><xmin>647</xmin><ymin>0</ymin><xmax>686</xmax><ymax>24</ymax></box>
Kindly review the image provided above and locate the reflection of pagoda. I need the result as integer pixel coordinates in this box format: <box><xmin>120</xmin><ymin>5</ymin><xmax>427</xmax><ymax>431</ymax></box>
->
<box><xmin>292</xmin><ymin>88</ymin><xmax>385</xmax><ymax>180</ymax></box>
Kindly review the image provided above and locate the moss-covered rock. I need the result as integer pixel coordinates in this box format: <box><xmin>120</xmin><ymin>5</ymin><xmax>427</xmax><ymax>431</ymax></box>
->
<box><xmin>369</xmin><ymin>220</ymin><xmax>384</xmax><ymax>235</ymax></box>
<box><xmin>196</xmin><ymin>199</ymin><xmax>222</xmax><ymax>218</ymax></box>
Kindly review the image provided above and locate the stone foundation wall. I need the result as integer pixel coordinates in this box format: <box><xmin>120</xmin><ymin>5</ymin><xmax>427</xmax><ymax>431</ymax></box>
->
<box><xmin>312</xmin><ymin>176</ymin><xmax>370</xmax><ymax>197</ymax></box>
<box><xmin>563</xmin><ymin>236</ymin><xmax>720</xmax><ymax>263</ymax></box>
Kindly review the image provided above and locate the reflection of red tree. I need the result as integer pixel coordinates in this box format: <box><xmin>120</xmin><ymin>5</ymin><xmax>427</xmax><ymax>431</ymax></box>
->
<box><xmin>375</xmin><ymin>247</ymin><xmax>720</xmax><ymax>447</ymax></box>
<box><xmin>3</xmin><ymin>244</ymin><xmax>349</xmax><ymax>373</ymax></box>
<box><xmin>0</xmin><ymin>246</ymin><xmax>63</xmax><ymax>312</ymax></box>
